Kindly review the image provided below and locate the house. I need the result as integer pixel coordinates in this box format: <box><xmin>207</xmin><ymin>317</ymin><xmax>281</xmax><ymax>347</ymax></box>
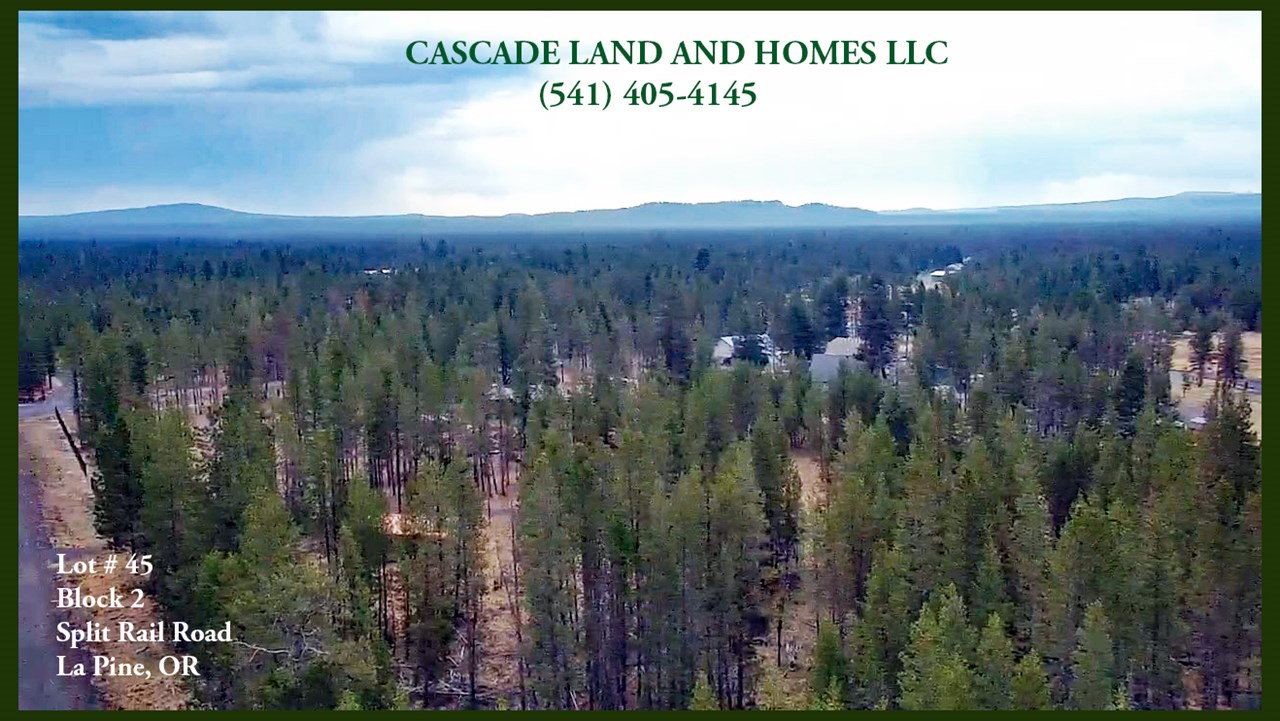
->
<box><xmin>929</xmin><ymin>269</ymin><xmax>948</xmax><ymax>278</ymax></box>
<box><xmin>822</xmin><ymin>336</ymin><xmax>859</xmax><ymax>357</ymax></box>
<box><xmin>486</xmin><ymin>383</ymin><xmax>515</xmax><ymax>402</ymax></box>
<box><xmin>712</xmin><ymin>334</ymin><xmax>782</xmax><ymax>368</ymax></box>
<box><xmin>712</xmin><ymin>336</ymin><xmax>737</xmax><ymax>364</ymax></box>
<box><xmin>809</xmin><ymin>354</ymin><xmax>864</xmax><ymax>385</ymax></box>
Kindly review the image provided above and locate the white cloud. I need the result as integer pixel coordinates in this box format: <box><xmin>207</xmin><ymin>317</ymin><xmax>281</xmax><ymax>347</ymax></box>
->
<box><xmin>332</xmin><ymin>10</ymin><xmax>1260</xmax><ymax>214</ymax></box>
<box><xmin>18</xmin><ymin>10</ymin><xmax>1261</xmax><ymax>214</ymax></box>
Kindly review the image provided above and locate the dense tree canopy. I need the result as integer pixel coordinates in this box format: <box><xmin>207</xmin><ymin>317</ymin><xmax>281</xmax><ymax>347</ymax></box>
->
<box><xmin>17</xmin><ymin>219</ymin><xmax>1261</xmax><ymax>709</ymax></box>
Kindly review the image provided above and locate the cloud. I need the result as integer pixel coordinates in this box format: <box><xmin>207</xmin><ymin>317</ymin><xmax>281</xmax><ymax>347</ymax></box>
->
<box><xmin>18</xmin><ymin>11</ymin><xmax>1262</xmax><ymax>215</ymax></box>
<box><xmin>334</xmin><ymin>11</ymin><xmax>1261</xmax><ymax>214</ymax></box>
<box><xmin>18</xmin><ymin>11</ymin><xmax>510</xmax><ymax>105</ymax></box>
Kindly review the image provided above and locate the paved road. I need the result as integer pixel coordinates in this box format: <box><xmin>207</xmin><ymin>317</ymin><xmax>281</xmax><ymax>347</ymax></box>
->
<box><xmin>18</xmin><ymin>376</ymin><xmax>71</xmax><ymax>421</ymax></box>
<box><xmin>18</xmin><ymin>468</ymin><xmax>99</xmax><ymax>709</ymax></box>
<box><xmin>19</xmin><ymin>376</ymin><xmax>99</xmax><ymax>710</ymax></box>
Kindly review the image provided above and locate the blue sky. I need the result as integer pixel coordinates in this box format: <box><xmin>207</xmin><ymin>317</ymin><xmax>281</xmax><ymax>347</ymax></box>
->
<box><xmin>18</xmin><ymin>11</ymin><xmax>1261</xmax><ymax>216</ymax></box>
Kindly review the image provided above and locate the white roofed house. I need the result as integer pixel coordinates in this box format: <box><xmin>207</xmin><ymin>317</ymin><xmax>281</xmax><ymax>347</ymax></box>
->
<box><xmin>822</xmin><ymin>336</ymin><xmax>859</xmax><ymax>357</ymax></box>
<box><xmin>712</xmin><ymin>336</ymin><xmax>738</xmax><ymax>365</ymax></box>
<box><xmin>712</xmin><ymin>333</ymin><xmax>783</xmax><ymax>369</ymax></box>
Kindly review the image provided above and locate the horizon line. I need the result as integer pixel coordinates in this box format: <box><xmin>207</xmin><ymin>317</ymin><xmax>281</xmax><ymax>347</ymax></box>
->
<box><xmin>18</xmin><ymin>189</ymin><xmax>1262</xmax><ymax>220</ymax></box>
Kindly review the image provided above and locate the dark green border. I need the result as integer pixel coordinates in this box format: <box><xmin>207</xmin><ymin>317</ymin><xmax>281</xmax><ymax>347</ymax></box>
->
<box><xmin>12</xmin><ymin>5</ymin><xmax>1266</xmax><ymax>716</ymax></box>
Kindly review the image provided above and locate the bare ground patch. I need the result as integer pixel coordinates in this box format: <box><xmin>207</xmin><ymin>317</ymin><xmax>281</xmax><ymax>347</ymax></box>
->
<box><xmin>19</xmin><ymin>414</ymin><xmax>100</xmax><ymax>550</ymax></box>
<box><xmin>1171</xmin><ymin>331</ymin><xmax>1262</xmax><ymax>379</ymax></box>
<box><xmin>1170</xmin><ymin>331</ymin><xmax>1262</xmax><ymax>439</ymax></box>
<box><xmin>771</xmin><ymin>450</ymin><xmax>829</xmax><ymax>699</ymax></box>
<box><xmin>476</xmin><ymin>455</ymin><xmax>524</xmax><ymax>706</ymax></box>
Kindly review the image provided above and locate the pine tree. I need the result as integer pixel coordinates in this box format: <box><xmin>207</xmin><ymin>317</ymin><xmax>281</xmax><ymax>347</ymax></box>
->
<box><xmin>784</xmin><ymin>301</ymin><xmax>819</xmax><ymax>359</ymax></box>
<box><xmin>898</xmin><ymin>584</ymin><xmax>977</xmax><ymax>710</ymax></box>
<box><xmin>1186</xmin><ymin>386</ymin><xmax>1259</xmax><ymax>709</ymax></box>
<box><xmin>809</xmin><ymin>623</ymin><xmax>848</xmax><ymax>706</ymax></box>
<box><xmin>810</xmin><ymin>678</ymin><xmax>846</xmax><ymax>710</ymax></box>
<box><xmin>974</xmin><ymin>613</ymin><xmax>1014</xmax><ymax>709</ymax></box>
<box><xmin>18</xmin><ymin>325</ymin><xmax>46</xmax><ymax>397</ymax></box>
<box><xmin>1011</xmin><ymin>649</ymin><xmax>1053</xmax><ymax>710</ymax></box>
<box><xmin>856</xmin><ymin>275</ymin><xmax>896</xmax><ymax>377</ymax></box>
<box><xmin>818</xmin><ymin>276</ymin><xmax>849</xmax><ymax>342</ymax></box>
<box><xmin>1216</xmin><ymin>322</ymin><xmax>1244</xmax><ymax>389</ymax></box>
<box><xmin>849</xmin><ymin>537</ymin><xmax>912</xmax><ymax>708</ymax></box>
<box><xmin>135</xmin><ymin>409</ymin><xmax>199</xmax><ymax>605</ymax></box>
<box><xmin>1070</xmin><ymin>602</ymin><xmax>1115</xmax><ymax>710</ymax></box>
<box><xmin>519</xmin><ymin>431</ymin><xmax>581</xmax><ymax>709</ymax></box>
<box><xmin>688</xmin><ymin>675</ymin><xmax>717</xmax><ymax>710</ymax></box>
<box><xmin>703</xmin><ymin>442</ymin><xmax>769</xmax><ymax>708</ymax></box>
<box><xmin>201</xmin><ymin>390</ymin><xmax>277</xmax><ymax>553</ymax></box>
<box><xmin>1114</xmin><ymin>352</ymin><xmax>1147</xmax><ymax>435</ymax></box>
<box><xmin>200</xmin><ymin>489</ymin><xmax>369</xmax><ymax>709</ymax></box>
<box><xmin>756</xmin><ymin>662</ymin><xmax>803</xmax><ymax>710</ymax></box>
<box><xmin>91</xmin><ymin>412</ymin><xmax>142</xmax><ymax>550</ymax></box>
<box><xmin>1008</xmin><ymin>456</ymin><xmax>1051</xmax><ymax>652</ymax></box>
<box><xmin>402</xmin><ymin>457</ymin><xmax>484</xmax><ymax>707</ymax></box>
<box><xmin>969</xmin><ymin>533</ymin><xmax>1012</xmax><ymax>631</ymax></box>
<box><xmin>1190</xmin><ymin>322</ymin><xmax>1213</xmax><ymax>387</ymax></box>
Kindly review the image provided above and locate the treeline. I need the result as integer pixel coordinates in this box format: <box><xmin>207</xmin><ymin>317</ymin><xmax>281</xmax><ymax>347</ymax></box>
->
<box><xmin>18</xmin><ymin>222</ymin><xmax>1260</xmax><ymax>710</ymax></box>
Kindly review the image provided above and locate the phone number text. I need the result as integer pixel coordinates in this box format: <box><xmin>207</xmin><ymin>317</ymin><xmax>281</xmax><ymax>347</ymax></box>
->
<box><xmin>539</xmin><ymin>80</ymin><xmax>758</xmax><ymax>110</ymax></box>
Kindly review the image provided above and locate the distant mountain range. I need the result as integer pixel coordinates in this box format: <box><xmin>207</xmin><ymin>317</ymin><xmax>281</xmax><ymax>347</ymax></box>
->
<box><xmin>17</xmin><ymin>192</ymin><xmax>1261</xmax><ymax>240</ymax></box>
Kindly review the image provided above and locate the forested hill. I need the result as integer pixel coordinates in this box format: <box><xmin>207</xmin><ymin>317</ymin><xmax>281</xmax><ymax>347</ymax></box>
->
<box><xmin>18</xmin><ymin>192</ymin><xmax>1261</xmax><ymax>240</ymax></box>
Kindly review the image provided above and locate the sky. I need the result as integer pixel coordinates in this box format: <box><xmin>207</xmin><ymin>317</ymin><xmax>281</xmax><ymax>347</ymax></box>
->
<box><xmin>18</xmin><ymin>11</ymin><xmax>1261</xmax><ymax>217</ymax></box>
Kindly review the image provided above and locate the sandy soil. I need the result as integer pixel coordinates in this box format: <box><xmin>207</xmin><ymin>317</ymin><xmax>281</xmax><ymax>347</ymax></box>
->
<box><xmin>771</xmin><ymin>451</ymin><xmax>828</xmax><ymax>697</ymax></box>
<box><xmin>378</xmin><ymin>452</ymin><xmax>524</xmax><ymax>707</ymax></box>
<box><xmin>1171</xmin><ymin>331</ymin><xmax>1262</xmax><ymax>379</ymax></box>
<box><xmin>475</xmin><ymin>455</ymin><xmax>524</xmax><ymax>706</ymax></box>
<box><xmin>64</xmin><ymin>568</ymin><xmax>189</xmax><ymax>709</ymax></box>
<box><xmin>1170</xmin><ymin>331</ymin><xmax>1262</xmax><ymax>438</ymax></box>
<box><xmin>19</xmin><ymin>415</ymin><xmax>100</xmax><ymax>549</ymax></box>
<box><xmin>1171</xmin><ymin>374</ymin><xmax>1263</xmax><ymax>440</ymax></box>
<box><xmin>792</xmin><ymin>452</ymin><xmax>826</xmax><ymax>515</ymax></box>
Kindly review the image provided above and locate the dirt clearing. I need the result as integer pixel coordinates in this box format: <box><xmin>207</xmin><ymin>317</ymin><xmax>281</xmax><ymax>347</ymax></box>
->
<box><xmin>1171</xmin><ymin>331</ymin><xmax>1261</xmax><ymax>380</ymax></box>
<box><xmin>1170</xmin><ymin>331</ymin><xmax>1262</xmax><ymax>439</ymax></box>
<box><xmin>476</xmin><ymin>455</ymin><xmax>524</xmax><ymax>706</ymax></box>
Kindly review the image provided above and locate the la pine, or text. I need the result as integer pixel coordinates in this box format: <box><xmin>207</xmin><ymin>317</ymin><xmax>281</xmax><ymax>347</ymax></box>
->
<box><xmin>57</xmin><ymin>654</ymin><xmax>201</xmax><ymax>679</ymax></box>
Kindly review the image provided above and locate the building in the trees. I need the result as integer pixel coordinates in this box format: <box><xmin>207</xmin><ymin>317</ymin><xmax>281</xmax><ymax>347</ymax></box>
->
<box><xmin>713</xmin><ymin>334</ymin><xmax>782</xmax><ymax>369</ymax></box>
<box><xmin>822</xmin><ymin>336</ymin><xmax>859</xmax><ymax>357</ymax></box>
<box><xmin>809</xmin><ymin>353</ymin><xmax>864</xmax><ymax>385</ymax></box>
